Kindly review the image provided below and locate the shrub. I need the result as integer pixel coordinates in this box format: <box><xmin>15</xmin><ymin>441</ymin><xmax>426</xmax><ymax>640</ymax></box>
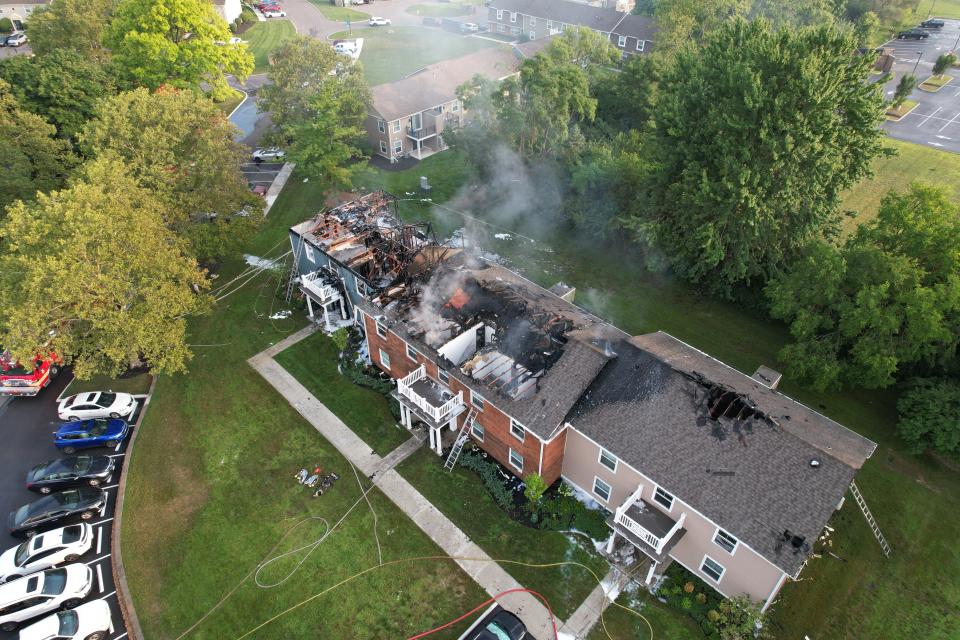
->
<box><xmin>460</xmin><ymin>449</ymin><xmax>516</xmax><ymax>510</ymax></box>
<box><xmin>523</xmin><ymin>472</ymin><xmax>548</xmax><ymax>510</ymax></box>
<box><xmin>536</xmin><ymin>491</ymin><xmax>609</xmax><ymax>540</ymax></box>
<box><xmin>0</xmin><ymin>18</ymin><xmax>12</xmax><ymax>33</ymax></box>
<box><xmin>696</xmin><ymin>592</ymin><xmax>708</xmax><ymax>604</ymax></box>
<box><xmin>684</xmin><ymin>581</ymin><xmax>695</xmax><ymax>593</ymax></box>
<box><xmin>330</xmin><ymin>327</ymin><xmax>349</xmax><ymax>352</ymax></box>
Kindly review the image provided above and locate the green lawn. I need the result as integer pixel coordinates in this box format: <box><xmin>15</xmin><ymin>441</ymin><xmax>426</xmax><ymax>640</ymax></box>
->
<box><xmin>398</xmin><ymin>448</ymin><xmax>610</xmax><ymax>620</ymax></box>
<box><xmin>919</xmin><ymin>74</ymin><xmax>954</xmax><ymax>90</ymax></box>
<box><xmin>330</xmin><ymin>26</ymin><xmax>502</xmax><ymax>86</ymax></box>
<box><xmin>586</xmin><ymin>590</ymin><xmax>702</xmax><ymax>640</ymax></box>
<box><xmin>215</xmin><ymin>89</ymin><xmax>245</xmax><ymax>116</ymax></box>
<box><xmin>406</xmin><ymin>2</ymin><xmax>475</xmax><ymax>17</ymax></box>
<box><xmin>121</xmin><ymin>175</ymin><xmax>487</xmax><ymax>640</ymax></box>
<box><xmin>309</xmin><ymin>1</ymin><xmax>369</xmax><ymax>22</ymax></box>
<box><xmin>274</xmin><ymin>330</ymin><xmax>410</xmax><ymax>456</ymax></box>
<box><xmin>244</xmin><ymin>20</ymin><xmax>296</xmax><ymax>73</ymax></box>
<box><xmin>60</xmin><ymin>371</ymin><xmax>152</xmax><ymax>398</ymax></box>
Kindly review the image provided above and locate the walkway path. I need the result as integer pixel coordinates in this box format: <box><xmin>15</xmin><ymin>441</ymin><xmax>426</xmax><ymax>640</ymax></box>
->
<box><xmin>249</xmin><ymin>326</ymin><xmax>622</xmax><ymax>638</ymax></box>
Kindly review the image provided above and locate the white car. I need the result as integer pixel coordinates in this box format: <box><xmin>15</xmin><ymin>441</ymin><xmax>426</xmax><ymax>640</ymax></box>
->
<box><xmin>263</xmin><ymin>9</ymin><xmax>286</xmax><ymax>17</ymax></box>
<box><xmin>461</xmin><ymin>22</ymin><xmax>480</xmax><ymax>33</ymax></box>
<box><xmin>368</xmin><ymin>17</ymin><xmax>391</xmax><ymax>26</ymax></box>
<box><xmin>0</xmin><ymin>525</ymin><xmax>93</xmax><ymax>585</ymax></box>
<box><xmin>0</xmin><ymin>564</ymin><xmax>92</xmax><ymax>633</ymax></box>
<box><xmin>57</xmin><ymin>392</ymin><xmax>137</xmax><ymax>421</ymax></box>
<box><xmin>215</xmin><ymin>37</ymin><xmax>245</xmax><ymax>45</ymax></box>
<box><xmin>252</xmin><ymin>147</ymin><xmax>286</xmax><ymax>162</ymax></box>
<box><xmin>18</xmin><ymin>600</ymin><xmax>112</xmax><ymax>640</ymax></box>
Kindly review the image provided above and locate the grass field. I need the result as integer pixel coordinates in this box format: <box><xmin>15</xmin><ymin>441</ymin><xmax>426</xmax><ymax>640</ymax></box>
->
<box><xmin>275</xmin><ymin>331</ymin><xmax>410</xmax><ymax>456</ymax></box>
<box><xmin>406</xmin><ymin>3</ymin><xmax>475</xmax><ymax>17</ymax></box>
<box><xmin>398</xmin><ymin>448</ymin><xmax>610</xmax><ymax>621</ymax></box>
<box><xmin>244</xmin><ymin>20</ymin><xmax>297</xmax><ymax>73</ymax></box>
<box><xmin>60</xmin><ymin>371</ymin><xmax>152</xmax><ymax>398</ymax></box>
<box><xmin>120</xmin><ymin>175</ymin><xmax>487</xmax><ymax>640</ymax></box>
<box><xmin>586</xmin><ymin>590</ymin><xmax>702</xmax><ymax>640</ymax></box>
<box><xmin>309</xmin><ymin>1</ymin><xmax>369</xmax><ymax>22</ymax></box>
<box><xmin>215</xmin><ymin>89</ymin><xmax>244</xmax><ymax>116</ymax></box>
<box><xmin>330</xmin><ymin>26</ymin><xmax>502</xmax><ymax>86</ymax></box>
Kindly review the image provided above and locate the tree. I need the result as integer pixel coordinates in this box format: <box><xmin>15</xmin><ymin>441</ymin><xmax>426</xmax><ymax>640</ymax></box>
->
<box><xmin>751</xmin><ymin>0</ymin><xmax>838</xmax><ymax>29</ymax></box>
<box><xmin>933</xmin><ymin>53</ymin><xmax>957</xmax><ymax>79</ymax></box>
<box><xmin>625</xmin><ymin>19</ymin><xmax>888</xmax><ymax>296</ymax></box>
<box><xmin>892</xmin><ymin>73</ymin><xmax>917</xmax><ymax>109</ymax></box>
<box><xmin>766</xmin><ymin>183</ymin><xmax>960</xmax><ymax>390</ymax></box>
<box><xmin>0</xmin><ymin>50</ymin><xmax>117</xmax><ymax>144</ymax></box>
<box><xmin>81</xmin><ymin>87</ymin><xmax>261</xmax><ymax>259</ymax></box>
<box><xmin>654</xmin><ymin>0</ymin><xmax>751</xmax><ymax>53</ymax></box>
<box><xmin>0</xmin><ymin>158</ymin><xmax>211</xmax><ymax>378</ymax></box>
<box><xmin>105</xmin><ymin>0</ymin><xmax>253</xmax><ymax>100</ymax></box>
<box><xmin>852</xmin><ymin>11</ymin><xmax>880</xmax><ymax>47</ymax></box>
<box><xmin>456</xmin><ymin>73</ymin><xmax>500</xmax><ymax>128</ymax></box>
<box><xmin>258</xmin><ymin>36</ymin><xmax>369</xmax><ymax>186</ymax></box>
<box><xmin>715</xmin><ymin>594</ymin><xmax>771</xmax><ymax>640</ymax></box>
<box><xmin>593</xmin><ymin>53</ymin><xmax>662</xmax><ymax>133</ymax></box>
<box><xmin>523</xmin><ymin>473</ymin><xmax>548</xmax><ymax>511</ymax></box>
<box><xmin>543</xmin><ymin>25</ymin><xmax>620</xmax><ymax>68</ymax></box>
<box><xmin>896</xmin><ymin>377</ymin><xmax>960</xmax><ymax>457</ymax></box>
<box><xmin>27</xmin><ymin>0</ymin><xmax>113</xmax><ymax>62</ymax></box>
<box><xmin>0</xmin><ymin>80</ymin><xmax>77</xmax><ymax>207</ymax></box>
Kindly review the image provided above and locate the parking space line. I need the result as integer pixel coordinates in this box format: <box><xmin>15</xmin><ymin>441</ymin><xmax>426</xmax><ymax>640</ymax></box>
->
<box><xmin>93</xmin><ymin>517</ymin><xmax>114</xmax><ymax>526</ymax></box>
<box><xmin>107</xmin><ymin>453</ymin><xmax>125</xmax><ymax>458</ymax></box>
<box><xmin>98</xmin><ymin>590</ymin><xmax>117</xmax><ymax>601</ymax></box>
<box><xmin>938</xmin><ymin>111</ymin><xmax>960</xmax><ymax>132</ymax></box>
<box><xmin>96</xmin><ymin>526</ymin><xmax>103</xmax><ymax>554</ymax></box>
<box><xmin>96</xmin><ymin>563</ymin><xmax>104</xmax><ymax>593</ymax></box>
<box><xmin>85</xmin><ymin>553</ymin><xmax>111</xmax><ymax>566</ymax></box>
<box><xmin>918</xmin><ymin>106</ymin><xmax>942</xmax><ymax>127</ymax></box>
<box><xmin>102</xmin><ymin>484</ymin><xmax>119</xmax><ymax>490</ymax></box>
<box><xmin>114</xmin><ymin>440</ymin><xmax>122</xmax><ymax>452</ymax></box>
<box><xmin>114</xmin><ymin>634</ymin><xmax>128</xmax><ymax>640</ymax></box>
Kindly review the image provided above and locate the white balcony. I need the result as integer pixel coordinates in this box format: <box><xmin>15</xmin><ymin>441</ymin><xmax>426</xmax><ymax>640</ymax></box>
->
<box><xmin>300</xmin><ymin>270</ymin><xmax>341</xmax><ymax>303</ymax></box>
<box><xmin>610</xmin><ymin>485</ymin><xmax>686</xmax><ymax>558</ymax></box>
<box><xmin>396</xmin><ymin>365</ymin><xmax>464</xmax><ymax>425</ymax></box>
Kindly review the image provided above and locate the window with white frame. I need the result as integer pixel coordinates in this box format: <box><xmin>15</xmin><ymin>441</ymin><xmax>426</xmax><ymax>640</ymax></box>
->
<box><xmin>379</xmin><ymin>348</ymin><xmax>391</xmax><ymax>370</ymax></box>
<box><xmin>529</xmin><ymin>31</ymin><xmax>535</xmax><ymax>39</ymax></box>
<box><xmin>496</xmin><ymin>9</ymin><xmax>502</xmax><ymax>19</ymax></box>
<box><xmin>653</xmin><ymin>486</ymin><xmax>674</xmax><ymax>510</ymax></box>
<box><xmin>452</xmin><ymin>101</ymin><xmax>460</xmax><ymax>112</ymax></box>
<box><xmin>393</xmin><ymin>120</ymin><xmax>401</xmax><ymax>133</ymax></box>
<box><xmin>510</xmin><ymin>11</ymin><xmax>517</xmax><ymax>22</ymax></box>
<box><xmin>511</xmin><ymin>27</ymin><xmax>520</xmax><ymax>35</ymax></box>
<box><xmin>356</xmin><ymin>279</ymin><xmax>368</xmax><ymax>296</ymax></box>
<box><xmin>618</xmin><ymin>35</ymin><xmax>626</xmax><ymax>47</ymax></box>
<box><xmin>546</xmin><ymin>20</ymin><xmax>553</xmax><ymax>30</ymax></box>
<box><xmin>393</xmin><ymin>139</ymin><xmax>403</xmax><ymax>154</ymax></box>
<box><xmin>636</xmin><ymin>40</ymin><xmax>645</xmax><ymax>52</ymax></box>
<box><xmin>438</xmin><ymin>369</ymin><xmax>450</xmax><ymax>385</ymax></box>
<box><xmin>599</xmin><ymin>449</ymin><xmax>617</xmax><ymax>472</ymax></box>
<box><xmin>593</xmin><ymin>477</ymin><xmax>611</xmax><ymax>502</ymax></box>
<box><xmin>508</xmin><ymin>448</ymin><xmax>523</xmax><ymax>472</ymax></box>
<box><xmin>379</xmin><ymin>140</ymin><xmax>387</xmax><ymax>154</ymax></box>
<box><xmin>375</xmin><ymin>321</ymin><xmax>387</xmax><ymax>338</ymax></box>
<box><xmin>510</xmin><ymin>419</ymin><xmax>525</xmax><ymax>441</ymax></box>
<box><xmin>472</xmin><ymin>392</ymin><xmax>485</xmax><ymax>411</ymax></box>
<box><xmin>304</xmin><ymin>244</ymin><xmax>316</xmax><ymax>263</ymax></box>
<box><xmin>713</xmin><ymin>529</ymin><xmax>738</xmax><ymax>554</ymax></box>
<box><xmin>406</xmin><ymin>344</ymin><xmax>418</xmax><ymax>361</ymax></box>
<box><xmin>471</xmin><ymin>420</ymin><xmax>484</xmax><ymax>441</ymax></box>
<box><xmin>700</xmin><ymin>556</ymin><xmax>725</xmax><ymax>582</ymax></box>
<box><xmin>498</xmin><ymin>24</ymin><xmax>505</xmax><ymax>33</ymax></box>
<box><xmin>377</xmin><ymin>119</ymin><xmax>385</xmax><ymax>133</ymax></box>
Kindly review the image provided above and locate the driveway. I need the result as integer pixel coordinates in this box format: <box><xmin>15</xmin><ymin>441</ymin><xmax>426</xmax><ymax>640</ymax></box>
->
<box><xmin>879</xmin><ymin>19</ymin><xmax>960</xmax><ymax>153</ymax></box>
<box><xmin>0</xmin><ymin>374</ymin><xmax>135</xmax><ymax>640</ymax></box>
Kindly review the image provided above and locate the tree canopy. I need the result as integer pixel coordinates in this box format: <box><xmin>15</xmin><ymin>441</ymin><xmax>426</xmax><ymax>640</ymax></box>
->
<box><xmin>27</xmin><ymin>0</ymin><xmax>114</xmax><ymax>62</ymax></box>
<box><xmin>896</xmin><ymin>377</ymin><xmax>960</xmax><ymax>457</ymax></box>
<box><xmin>624</xmin><ymin>18</ymin><xmax>888</xmax><ymax>296</ymax></box>
<box><xmin>81</xmin><ymin>87</ymin><xmax>261</xmax><ymax>259</ymax></box>
<box><xmin>0</xmin><ymin>158</ymin><xmax>210</xmax><ymax>378</ymax></box>
<box><xmin>105</xmin><ymin>0</ymin><xmax>252</xmax><ymax>99</ymax></box>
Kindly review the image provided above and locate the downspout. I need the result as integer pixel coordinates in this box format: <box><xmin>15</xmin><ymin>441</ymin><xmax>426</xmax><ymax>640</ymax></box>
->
<box><xmin>761</xmin><ymin>572</ymin><xmax>789</xmax><ymax>613</ymax></box>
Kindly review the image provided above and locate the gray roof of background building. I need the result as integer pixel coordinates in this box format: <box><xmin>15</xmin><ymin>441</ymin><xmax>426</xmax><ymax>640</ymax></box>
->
<box><xmin>567</xmin><ymin>332</ymin><xmax>877</xmax><ymax>575</ymax></box>
<box><xmin>491</xmin><ymin>0</ymin><xmax>626</xmax><ymax>31</ymax></box>
<box><xmin>615</xmin><ymin>13</ymin><xmax>656</xmax><ymax>42</ymax></box>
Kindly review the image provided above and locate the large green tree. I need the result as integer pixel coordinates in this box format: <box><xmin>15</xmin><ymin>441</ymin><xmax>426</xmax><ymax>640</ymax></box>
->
<box><xmin>0</xmin><ymin>50</ymin><xmax>117</xmax><ymax>144</ymax></box>
<box><xmin>105</xmin><ymin>0</ymin><xmax>252</xmax><ymax>99</ymax></box>
<box><xmin>27</xmin><ymin>0</ymin><xmax>114</xmax><ymax>62</ymax></box>
<box><xmin>0</xmin><ymin>80</ymin><xmax>77</xmax><ymax>206</ymax></box>
<box><xmin>626</xmin><ymin>18</ymin><xmax>888</xmax><ymax>295</ymax></box>
<box><xmin>258</xmin><ymin>36</ymin><xmax>369</xmax><ymax>186</ymax></box>
<box><xmin>766</xmin><ymin>184</ymin><xmax>960</xmax><ymax>390</ymax></box>
<box><xmin>0</xmin><ymin>158</ymin><xmax>210</xmax><ymax>378</ymax></box>
<box><xmin>81</xmin><ymin>87</ymin><xmax>261</xmax><ymax>259</ymax></box>
<box><xmin>896</xmin><ymin>377</ymin><xmax>960</xmax><ymax>457</ymax></box>
<box><xmin>654</xmin><ymin>0</ymin><xmax>751</xmax><ymax>53</ymax></box>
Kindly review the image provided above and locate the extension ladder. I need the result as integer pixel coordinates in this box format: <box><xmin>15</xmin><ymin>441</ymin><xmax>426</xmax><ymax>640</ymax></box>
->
<box><xmin>849</xmin><ymin>481</ymin><xmax>892</xmax><ymax>557</ymax></box>
<box><xmin>443</xmin><ymin>409</ymin><xmax>477</xmax><ymax>472</ymax></box>
<box><xmin>283</xmin><ymin>235</ymin><xmax>304</xmax><ymax>303</ymax></box>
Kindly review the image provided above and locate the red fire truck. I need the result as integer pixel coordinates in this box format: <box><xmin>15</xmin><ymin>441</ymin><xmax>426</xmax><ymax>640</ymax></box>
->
<box><xmin>0</xmin><ymin>348</ymin><xmax>62</xmax><ymax>396</ymax></box>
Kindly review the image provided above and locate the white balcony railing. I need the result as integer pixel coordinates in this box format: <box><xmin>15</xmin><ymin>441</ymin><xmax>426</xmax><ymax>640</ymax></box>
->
<box><xmin>614</xmin><ymin>485</ymin><xmax>686</xmax><ymax>556</ymax></box>
<box><xmin>397</xmin><ymin>365</ymin><xmax>464</xmax><ymax>424</ymax></box>
<box><xmin>300</xmin><ymin>271</ymin><xmax>341</xmax><ymax>303</ymax></box>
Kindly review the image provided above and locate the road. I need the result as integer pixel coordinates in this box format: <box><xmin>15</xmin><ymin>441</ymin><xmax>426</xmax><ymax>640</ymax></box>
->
<box><xmin>0</xmin><ymin>374</ymin><xmax>132</xmax><ymax>640</ymax></box>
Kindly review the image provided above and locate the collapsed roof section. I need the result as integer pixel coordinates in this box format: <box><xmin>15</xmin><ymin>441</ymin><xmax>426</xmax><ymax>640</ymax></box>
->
<box><xmin>293</xmin><ymin>191</ymin><xmax>450</xmax><ymax>289</ymax></box>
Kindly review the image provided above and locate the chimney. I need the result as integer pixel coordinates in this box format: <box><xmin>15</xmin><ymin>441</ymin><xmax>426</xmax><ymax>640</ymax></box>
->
<box><xmin>751</xmin><ymin>365</ymin><xmax>782</xmax><ymax>389</ymax></box>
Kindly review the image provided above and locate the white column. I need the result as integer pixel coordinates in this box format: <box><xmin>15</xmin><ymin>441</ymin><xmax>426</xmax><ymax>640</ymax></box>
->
<box><xmin>305</xmin><ymin>295</ymin><xmax>314</xmax><ymax>321</ymax></box>
<box><xmin>645</xmin><ymin>561</ymin><xmax>658</xmax><ymax>585</ymax></box>
<box><xmin>432</xmin><ymin>427</ymin><xmax>442</xmax><ymax>455</ymax></box>
<box><xmin>322</xmin><ymin>303</ymin><xmax>331</xmax><ymax>331</ymax></box>
<box><xmin>405</xmin><ymin>405</ymin><xmax>413</xmax><ymax>429</ymax></box>
<box><xmin>605</xmin><ymin>530</ymin><xmax>618</xmax><ymax>555</ymax></box>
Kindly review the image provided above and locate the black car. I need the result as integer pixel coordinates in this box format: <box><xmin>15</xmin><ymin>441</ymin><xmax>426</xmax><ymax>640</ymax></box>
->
<box><xmin>7</xmin><ymin>488</ymin><xmax>106</xmax><ymax>539</ymax></box>
<box><xmin>921</xmin><ymin>19</ymin><xmax>945</xmax><ymax>29</ymax></box>
<box><xmin>26</xmin><ymin>456</ymin><xmax>115</xmax><ymax>494</ymax></box>
<box><xmin>468</xmin><ymin>608</ymin><xmax>527</xmax><ymax>640</ymax></box>
<box><xmin>898</xmin><ymin>28</ymin><xmax>931</xmax><ymax>39</ymax></box>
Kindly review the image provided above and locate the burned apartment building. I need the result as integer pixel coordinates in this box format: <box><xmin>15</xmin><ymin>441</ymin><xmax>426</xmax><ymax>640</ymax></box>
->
<box><xmin>288</xmin><ymin>194</ymin><xmax>877</xmax><ymax>610</ymax></box>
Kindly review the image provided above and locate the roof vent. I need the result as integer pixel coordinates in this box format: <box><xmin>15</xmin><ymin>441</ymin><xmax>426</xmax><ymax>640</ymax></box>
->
<box><xmin>751</xmin><ymin>365</ymin><xmax>782</xmax><ymax>389</ymax></box>
<box><xmin>809</xmin><ymin>458</ymin><xmax>821</xmax><ymax>469</ymax></box>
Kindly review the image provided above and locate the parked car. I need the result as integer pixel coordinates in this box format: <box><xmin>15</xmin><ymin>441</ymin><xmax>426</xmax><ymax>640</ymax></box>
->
<box><xmin>897</xmin><ymin>28</ymin><xmax>930</xmax><ymax>39</ymax></box>
<box><xmin>54</xmin><ymin>419</ymin><xmax>129</xmax><ymax>455</ymax></box>
<box><xmin>26</xmin><ymin>456</ymin><xmax>115</xmax><ymax>494</ymax></box>
<box><xmin>921</xmin><ymin>18</ymin><xmax>945</xmax><ymax>28</ymax></box>
<box><xmin>334</xmin><ymin>41</ymin><xmax>358</xmax><ymax>55</ymax></box>
<box><xmin>0</xmin><ymin>564</ymin><xmax>92</xmax><ymax>633</ymax></box>
<box><xmin>57</xmin><ymin>391</ymin><xmax>136</xmax><ymax>421</ymax></box>
<box><xmin>460</xmin><ymin>22</ymin><xmax>479</xmax><ymax>33</ymax></box>
<box><xmin>18</xmin><ymin>599</ymin><xmax>112</xmax><ymax>640</ymax></box>
<box><xmin>466</xmin><ymin>608</ymin><xmax>527</xmax><ymax>640</ymax></box>
<box><xmin>7</xmin><ymin>489</ymin><xmax>107</xmax><ymax>539</ymax></box>
<box><xmin>0</xmin><ymin>525</ymin><xmax>93</xmax><ymax>584</ymax></box>
<box><xmin>5</xmin><ymin>32</ymin><xmax>27</xmax><ymax>47</ymax></box>
<box><xmin>263</xmin><ymin>9</ymin><xmax>287</xmax><ymax>17</ymax></box>
<box><xmin>252</xmin><ymin>147</ymin><xmax>286</xmax><ymax>162</ymax></box>
<box><xmin>215</xmin><ymin>36</ymin><xmax>245</xmax><ymax>45</ymax></box>
<box><xmin>369</xmin><ymin>17</ymin><xmax>392</xmax><ymax>26</ymax></box>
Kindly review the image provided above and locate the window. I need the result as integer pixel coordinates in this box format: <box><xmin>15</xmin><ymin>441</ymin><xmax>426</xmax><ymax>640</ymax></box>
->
<box><xmin>496</xmin><ymin>9</ymin><xmax>503</xmax><ymax>19</ymax></box>
<box><xmin>393</xmin><ymin>120</ymin><xmax>401</xmax><ymax>133</ymax></box>
<box><xmin>472</xmin><ymin>392</ymin><xmax>485</xmax><ymax>411</ymax></box>
<box><xmin>653</xmin><ymin>487</ymin><xmax>674</xmax><ymax>510</ymax></box>
<box><xmin>304</xmin><ymin>244</ymin><xmax>315</xmax><ymax>263</ymax></box>
<box><xmin>498</xmin><ymin>24</ymin><xmax>505</xmax><ymax>33</ymax></box>
<box><xmin>471</xmin><ymin>420</ymin><xmax>484</xmax><ymax>441</ymax></box>
<box><xmin>394</xmin><ymin>139</ymin><xmax>403</xmax><ymax>154</ymax></box>
<box><xmin>599</xmin><ymin>449</ymin><xmax>618</xmax><ymax>472</ymax></box>
<box><xmin>509</xmin><ymin>448</ymin><xmax>523</xmax><ymax>472</ymax></box>
<box><xmin>452</xmin><ymin>102</ymin><xmax>460</xmax><ymax>112</ymax></box>
<box><xmin>511</xmin><ymin>27</ymin><xmax>520</xmax><ymax>35</ymax></box>
<box><xmin>700</xmin><ymin>556</ymin><xmax>725</xmax><ymax>583</ymax></box>
<box><xmin>713</xmin><ymin>529</ymin><xmax>738</xmax><ymax>554</ymax></box>
<box><xmin>377</xmin><ymin>119</ymin><xmax>385</xmax><ymax>133</ymax></box>
<box><xmin>379</xmin><ymin>348</ymin><xmax>391</xmax><ymax>370</ymax></box>
<box><xmin>529</xmin><ymin>31</ymin><xmax>535</xmax><ymax>39</ymax></box>
<box><xmin>559</xmin><ymin>23</ymin><xmax>566</xmax><ymax>32</ymax></box>
<box><xmin>636</xmin><ymin>40</ymin><xmax>645</xmax><ymax>52</ymax></box>
<box><xmin>438</xmin><ymin>369</ymin><xmax>450</xmax><ymax>385</ymax></box>
<box><xmin>593</xmin><ymin>477</ymin><xmax>612</xmax><ymax>502</ymax></box>
<box><xmin>356</xmin><ymin>279</ymin><xmax>368</xmax><ymax>296</ymax></box>
<box><xmin>406</xmin><ymin>344</ymin><xmax>418</xmax><ymax>361</ymax></box>
<box><xmin>618</xmin><ymin>35</ymin><xmax>626</xmax><ymax>47</ymax></box>
<box><xmin>546</xmin><ymin>20</ymin><xmax>553</xmax><ymax>30</ymax></box>
<box><xmin>510</xmin><ymin>11</ymin><xmax>517</xmax><ymax>23</ymax></box>
<box><xmin>379</xmin><ymin>140</ymin><xmax>387</xmax><ymax>154</ymax></box>
<box><xmin>375</xmin><ymin>321</ymin><xmax>387</xmax><ymax>338</ymax></box>
<box><xmin>510</xmin><ymin>419</ymin><xmax>525</xmax><ymax>442</ymax></box>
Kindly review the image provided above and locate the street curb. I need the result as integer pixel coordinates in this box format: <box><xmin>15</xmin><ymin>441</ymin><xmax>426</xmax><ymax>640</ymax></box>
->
<box><xmin>227</xmin><ymin>87</ymin><xmax>249</xmax><ymax>120</ymax></box>
<box><xmin>110</xmin><ymin>374</ymin><xmax>156</xmax><ymax>640</ymax></box>
<box><xmin>263</xmin><ymin>162</ymin><xmax>296</xmax><ymax>216</ymax></box>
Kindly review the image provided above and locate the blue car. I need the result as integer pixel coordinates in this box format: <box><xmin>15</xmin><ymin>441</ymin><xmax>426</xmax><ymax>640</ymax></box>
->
<box><xmin>54</xmin><ymin>418</ymin><xmax>129</xmax><ymax>454</ymax></box>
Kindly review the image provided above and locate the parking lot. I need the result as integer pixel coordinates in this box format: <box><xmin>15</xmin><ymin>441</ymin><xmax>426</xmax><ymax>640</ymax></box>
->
<box><xmin>0</xmin><ymin>374</ymin><xmax>136</xmax><ymax>640</ymax></box>
<box><xmin>881</xmin><ymin>18</ymin><xmax>960</xmax><ymax>153</ymax></box>
<box><xmin>242</xmin><ymin>160</ymin><xmax>284</xmax><ymax>193</ymax></box>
